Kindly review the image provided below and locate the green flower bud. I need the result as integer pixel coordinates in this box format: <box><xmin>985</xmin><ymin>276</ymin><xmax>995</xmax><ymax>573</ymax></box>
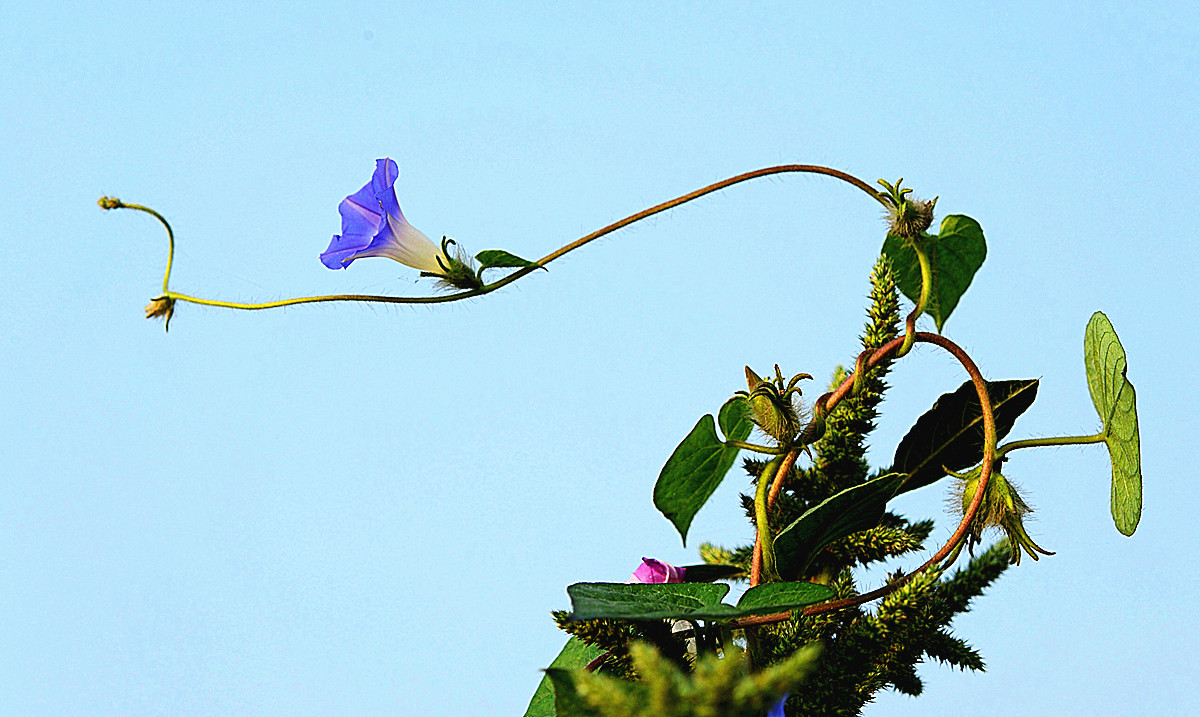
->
<box><xmin>954</xmin><ymin>466</ymin><xmax>1054</xmax><ymax>565</ymax></box>
<box><xmin>739</xmin><ymin>365</ymin><xmax>812</xmax><ymax>446</ymax></box>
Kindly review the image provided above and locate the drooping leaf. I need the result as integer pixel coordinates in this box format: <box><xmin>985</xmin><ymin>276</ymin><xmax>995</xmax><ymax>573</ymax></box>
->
<box><xmin>892</xmin><ymin>379</ymin><xmax>1039</xmax><ymax>494</ymax></box>
<box><xmin>475</xmin><ymin>249</ymin><xmax>544</xmax><ymax>271</ymax></box>
<box><xmin>523</xmin><ymin>637</ymin><xmax>605</xmax><ymax>717</ymax></box>
<box><xmin>653</xmin><ymin>397</ymin><xmax>753</xmax><ymax>545</ymax></box>
<box><xmin>881</xmin><ymin>214</ymin><xmax>986</xmax><ymax>332</ymax></box>
<box><xmin>773</xmin><ymin>473</ymin><xmax>905</xmax><ymax>580</ymax></box>
<box><xmin>1084</xmin><ymin>311</ymin><xmax>1142</xmax><ymax>535</ymax></box>
<box><xmin>566</xmin><ymin>581</ymin><xmax>833</xmax><ymax>622</ymax></box>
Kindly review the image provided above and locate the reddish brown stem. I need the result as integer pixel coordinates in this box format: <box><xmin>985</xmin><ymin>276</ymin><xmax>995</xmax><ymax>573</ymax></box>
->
<box><xmin>731</xmin><ymin>331</ymin><xmax>997</xmax><ymax>628</ymax></box>
<box><xmin>749</xmin><ymin>448</ymin><xmax>802</xmax><ymax>586</ymax></box>
<box><xmin>767</xmin><ymin>448</ymin><xmax>802</xmax><ymax>510</ymax></box>
<box><xmin>584</xmin><ymin>650</ymin><xmax>612</xmax><ymax>673</ymax></box>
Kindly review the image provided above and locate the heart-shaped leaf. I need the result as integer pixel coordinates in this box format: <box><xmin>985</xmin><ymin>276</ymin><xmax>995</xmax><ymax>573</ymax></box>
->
<box><xmin>881</xmin><ymin>214</ymin><xmax>987</xmax><ymax>332</ymax></box>
<box><xmin>773</xmin><ymin>472</ymin><xmax>905</xmax><ymax>580</ymax></box>
<box><xmin>892</xmin><ymin>379</ymin><xmax>1039</xmax><ymax>494</ymax></box>
<box><xmin>475</xmin><ymin>249</ymin><xmax>544</xmax><ymax>271</ymax></box>
<box><xmin>522</xmin><ymin>637</ymin><xmax>605</xmax><ymax>717</ymax></box>
<box><xmin>653</xmin><ymin>397</ymin><xmax>753</xmax><ymax>545</ymax></box>
<box><xmin>1084</xmin><ymin>311</ymin><xmax>1142</xmax><ymax>536</ymax></box>
<box><xmin>566</xmin><ymin>580</ymin><xmax>833</xmax><ymax>622</ymax></box>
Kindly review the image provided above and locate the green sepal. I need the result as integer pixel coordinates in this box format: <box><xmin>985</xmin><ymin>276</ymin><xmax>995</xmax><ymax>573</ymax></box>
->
<box><xmin>523</xmin><ymin>636</ymin><xmax>606</xmax><ymax>717</ymax></box>
<box><xmin>773</xmin><ymin>472</ymin><xmax>905</xmax><ymax>580</ymax></box>
<box><xmin>566</xmin><ymin>581</ymin><xmax>833</xmax><ymax>622</ymax></box>
<box><xmin>892</xmin><ymin>378</ymin><xmax>1039</xmax><ymax>494</ymax></box>
<box><xmin>653</xmin><ymin>397</ymin><xmax>754</xmax><ymax>545</ymax></box>
<box><xmin>475</xmin><ymin>249</ymin><xmax>544</xmax><ymax>271</ymax></box>
<box><xmin>881</xmin><ymin>214</ymin><xmax>986</xmax><ymax>332</ymax></box>
<box><xmin>1084</xmin><ymin>311</ymin><xmax>1142</xmax><ymax>535</ymax></box>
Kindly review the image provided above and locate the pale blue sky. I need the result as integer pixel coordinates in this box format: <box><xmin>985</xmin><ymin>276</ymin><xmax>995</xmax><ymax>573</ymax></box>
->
<box><xmin>2</xmin><ymin>2</ymin><xmax>1198</xmax><ymax>715</ymax></box>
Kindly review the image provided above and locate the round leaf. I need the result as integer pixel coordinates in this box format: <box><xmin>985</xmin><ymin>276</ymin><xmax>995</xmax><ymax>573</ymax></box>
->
<box><xmin>1084</xmin><ymin>311</ymin><xmax>1142</xmax><ymax>535</ymax></box>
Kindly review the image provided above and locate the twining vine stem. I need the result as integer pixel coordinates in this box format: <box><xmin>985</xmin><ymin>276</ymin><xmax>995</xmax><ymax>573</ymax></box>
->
<box><xmin>733</xmin><ymin>331</ymin><xmax>998</xmax><ymax>627</ymax></box>
<box><xmin>102</xmin><ymin>164</ymin><xmax>888</xmax><ymax>314</ymax></box>
<box><xmin>107</xmin><ymin>164</ymin><xmax>986</xmax><ymax>626</ymax></box>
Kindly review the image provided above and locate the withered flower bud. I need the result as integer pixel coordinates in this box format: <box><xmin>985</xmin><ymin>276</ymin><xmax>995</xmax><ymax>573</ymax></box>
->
<box><xmin>144</xmin><ymin>296</ymin><xmax>176</xmax><ymax>332</ymax></box>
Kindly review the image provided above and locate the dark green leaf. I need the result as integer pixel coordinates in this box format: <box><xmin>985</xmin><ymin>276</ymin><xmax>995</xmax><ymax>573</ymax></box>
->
<box><xmin>718</xmin><ymin>395</ymin><xmax>753</xmax><ymax>442</ymax></box>
<box><xmin>681</xmin><ymin>564</ymin><xmax>745</xmax><ymax>582</ymax></box>
<box><xmin>881</xmin><ymin>214</ymin><xmax>986</xmax><ymax>332</ymax></box>
<box><xmin>566</xmin><ymin>581</ymin><xmax>833</xmax><ymax>621</ymax></box>
<box><xmin>545</xmin><ymin>668</ymin><xmax>594</xmax><ymax>717</ymax></box>
<box><xmin>734</xmin><ymin>582</ymin><xmax>835</xmax><ymax>615</ymax></box>
<box><xmin>1084</xmin><ymin>311</ymin><xmax>1142</xmax><ymax>535</ymax></box>
<box><xmin>568</xmin><ymin>583</ymin><xmax>730</xmax><ymax>620</ymax></box>
<box><xmin>523</xmin><ymin>637</ymin><xmax>605</xmax><ymax>717</ymax></box>
<box><xmin>475</xmin><ymin>249</ymin><xmax>544</xmax><ymax>270</ymax></box>
<box><xmin>773</xmin><ymin>473</ymin><xmax>905</xmax><ymax>580</ymax></box>
<box><xmin>892</xmin><ymin>379</ymin><xmax>1039</xmax><ymax>494</ymax></box>
<box><xmin>653</xmin><ymin>397</ymin><xmax>754</xmax><ymax>545</ymax></box>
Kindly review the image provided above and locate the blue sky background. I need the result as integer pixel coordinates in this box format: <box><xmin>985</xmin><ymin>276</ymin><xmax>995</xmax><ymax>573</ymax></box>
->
<box><xmin>2</xmin><ymin>2</ymin><xmax>1198</xmax><ymax>715</ymax></box>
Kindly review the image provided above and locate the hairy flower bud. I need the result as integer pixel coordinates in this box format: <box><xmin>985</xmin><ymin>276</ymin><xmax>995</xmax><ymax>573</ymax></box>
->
<box><xmin>740</xmin><ymin>365</ymin><xmax>811</xmax><ymax>446</ymax></box>
<box><xmin>144</xmin><ymin>296</ymin><xmax>176</xmax><ymax>332</ymax></box>
<box><xmin>887</xmin><ymin>196</ymin><xmax>936</xmax><ymax>238</ymax></box>
<box><xmin>954</xmin><ymin>466</ymin><xmax>1054</xmax><ymax>565</ymax></box>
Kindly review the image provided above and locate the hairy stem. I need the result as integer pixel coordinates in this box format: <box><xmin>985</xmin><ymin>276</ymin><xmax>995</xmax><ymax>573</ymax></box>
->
<box><xmin>110</xmin><ymin>165</ymin><xmax>886</xmax><ymax>313</ymax></box>
<box><xmin>752</xmin><ymin>456</ymin><xmax>783</xmax><ymax>585</ymax></box>
<box><xmin>897</xmin><ymin>242</ymin><xmax>932</xmax><ymax>357</ymax></box>
<box><xmin>727</xmin><ymin>439</ymin><xmax>787</xmax><ymax>455</ymax></box>
<box><xmin>996</xmin><ymin>432</ymin><xmax>1107</xmax><ymax>459</ymax></box>
<box><xmin>731</xmin><ymin>331</ymin><xmax>996</xmax><ymax>627</ymax></box>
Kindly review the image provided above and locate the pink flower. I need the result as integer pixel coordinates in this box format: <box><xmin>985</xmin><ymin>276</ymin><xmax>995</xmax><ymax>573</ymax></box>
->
<box><xmin>628</xmin><ymin>558</ymin><xmax>686</xmax><ymax>584</ymax></box>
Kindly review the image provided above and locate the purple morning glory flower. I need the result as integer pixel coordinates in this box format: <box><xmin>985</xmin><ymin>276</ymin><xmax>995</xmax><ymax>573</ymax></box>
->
<box><xmin>628</xmin><ymin>558</ymin><xmax>686</xmax><ymax>584</ymax></box>
<box><xmin>320</xmin><ymin>158</ymin><xmax>449</xmax><ymax>272</ymax></box>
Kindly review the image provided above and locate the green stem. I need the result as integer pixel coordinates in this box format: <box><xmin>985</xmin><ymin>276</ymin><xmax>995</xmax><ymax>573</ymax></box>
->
<box><xmin>107</xmin><ymin>201</ymin><xmax>176</xmax><ymax>293</ymax></box>
<box><xmin>733</xmin><ymin>331</ymin><xmax>997</xmax><ymax>627</ymax></box>
<box><xmin>754</xmin><ymin>456</ymin><xmax>783</xmax><ymax>583</ymax></box>
<box><xmin>996</xmin><ymin>431</ymin><xmax>1107</xmax><ymax>459</ymax></box>
<box><xmin>897</xmin><ymin>242</ymin><xmax>932</xmax><ymax>358</ymax></box>
<box><xmin>726</xmin><ymin>439</ymin><xmax>786</xmax><ymax>455</ymax></box>
<box><xmin>111</xmin><ymin>164</ymin><xmax>886</xmax><ymax>314</ymax></box>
